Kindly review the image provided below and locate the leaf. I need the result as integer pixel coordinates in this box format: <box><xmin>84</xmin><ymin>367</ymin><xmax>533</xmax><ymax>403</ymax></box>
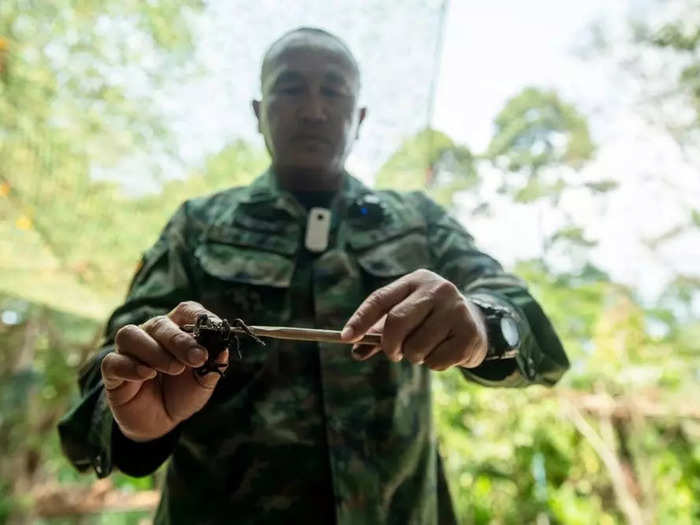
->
<box><xmin>548</xmin><ymin>226</ymin><xmax>598</xmax><ymax>247</ymax></box>
<box><xmin>584</xmin><ymin>180</ymin><xmax>618</xmax><ymax>193</ymax></box>
<box><xmin>486</xmin><ymin>87</ymin><xmax>595</xmax><ymax>173</ymax></box>
<box><xmin>691</xmin><ymin>209</ymin><xmax>700</xmax><ymax>227</ymax></box>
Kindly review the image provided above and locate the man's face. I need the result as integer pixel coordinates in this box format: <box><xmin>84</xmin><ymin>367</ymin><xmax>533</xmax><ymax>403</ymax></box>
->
<box><xmin>253</xmin><ymin>37</ymin><xmax>366</xmax><ymax>176</ymax></box>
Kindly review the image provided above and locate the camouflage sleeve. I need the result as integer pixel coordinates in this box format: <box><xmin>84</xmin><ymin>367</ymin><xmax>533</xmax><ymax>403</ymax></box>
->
<box><xmin>57</xmin><ymin>202</ymin><xmax>197</xmax><ymax>478</ymax></box>
<box><xmin>410</xmin><ymin>192</ymin><xmax>569</xmax><ymax>387</ymax></box>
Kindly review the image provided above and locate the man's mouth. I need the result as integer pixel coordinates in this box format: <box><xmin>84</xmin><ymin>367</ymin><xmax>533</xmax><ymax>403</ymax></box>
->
<box><xmin>293</xmin><ymin>133</ymin><xmax>331</xmax><ymax>145</ymax></box>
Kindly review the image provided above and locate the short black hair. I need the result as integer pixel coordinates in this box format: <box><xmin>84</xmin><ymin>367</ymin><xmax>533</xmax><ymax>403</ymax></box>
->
<box><xmin>260</xmin><ymin>27</ymin><xmax>360</xmax><ymax>90</ymax></box>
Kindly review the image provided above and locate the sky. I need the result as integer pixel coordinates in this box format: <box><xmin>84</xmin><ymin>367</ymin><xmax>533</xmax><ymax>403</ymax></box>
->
<box><xmin>433</xmin><ymin>0</ymin><xmax>617</xmax><ymax>152</ymax></box>
<box><xmin>432</xmin><ymin>0</ymin><xmax>699</xmax><ymax>302</ymax></box>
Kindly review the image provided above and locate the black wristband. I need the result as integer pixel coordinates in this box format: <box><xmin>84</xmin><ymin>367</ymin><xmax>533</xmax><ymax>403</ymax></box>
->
<box><xmin>469</xmin><ymin>297</ymin><xmax>520</xmax><ymax>359</ymax></box>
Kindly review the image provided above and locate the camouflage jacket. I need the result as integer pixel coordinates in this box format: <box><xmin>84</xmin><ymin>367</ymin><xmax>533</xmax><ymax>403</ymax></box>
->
<box><xmin>58</xmin><ymin>171</ymin><xmax>569</xmax><ymax>524</ymax></box>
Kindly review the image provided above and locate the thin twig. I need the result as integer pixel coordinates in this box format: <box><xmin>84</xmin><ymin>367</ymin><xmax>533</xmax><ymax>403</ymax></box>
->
<box><xmin>563</xmin><ymin>400</ymin><xmax>646</xmax><ymax>525</ymax></box>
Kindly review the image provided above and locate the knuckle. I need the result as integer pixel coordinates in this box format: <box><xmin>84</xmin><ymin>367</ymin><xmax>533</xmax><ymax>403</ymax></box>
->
<box><xmin>174</xmin><ymin>301</ymin><xmax>206</xmax><ymax>319</ymax></box>
<box><xmin>352</xmin><ymin>293</ymin><xmax>384</xmax><ymax>325</ymax></box>
<box><xmin>384</xmin><ymin>310</ymin><xmax>405</xmax><ymax>330</ymax></box>
<box><xmin>176</xmin><ymin>301</ymin><xmax>195</xmax><ymax>312</ymax></box>
<box><xmin>115</xmin><ymin>324</ymin><xmax>139</xmax><ymax>349</ymax></box>
<box><xmin>433</xmin><ymin>279</ymin><xmax>458</xmax><ymax>298</ymax></box>
<box><xmin>168</xmin><ymin>330</ymin><xmax>192</xmax><ymax>349</ymax></box>
<box><xmin>413</xmin><ymin>268</ymin><xmax>433</xmax><ymax>279</ymax></box>
<box><xmin>404</xmin><ymin>349</ymin><xmax>424</xmax><ymax>364</ymax></box>
<box><xmin>401</xmin><ymin>337</ymin><xmax>425</xmax><ymax>360</ymax></box>
<box><xmin>455</xmin><ymin>299</ymin><xmax>471</xmax><ymax>318</ymax></box>
<box><xmin>367</xmin><ymin>289</ymin><xmax>388</xmax><ymax>309</ymax></box>
<box><xmin>100</xmin><ymin>353</ymin><xmax>116</xmax><ymax>375</ymax></box>
<box><xmin>151</xmin><ymin>315</ymin><xmax>169</xmax><ymax>330</ymax></box>
<box><xmin>413</xmin><ymin>294</ymin><xmax>434</xmax><ymax>312</ymax></box>
<box><xmin>185</xmin><ymin>300</ymin><xmax>204</xmax><ymax>310</ymax></box>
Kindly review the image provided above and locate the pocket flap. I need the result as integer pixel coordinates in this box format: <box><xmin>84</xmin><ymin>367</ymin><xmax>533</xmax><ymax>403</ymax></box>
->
<box><xmin>195</xmin><ymin>243</ymin><xmax>294</xmax><ymax>288</ymax></box>
<box><xmin>355</xmin><ymin>231</ymin><xmax>431</xmax><ymax>278</ymax></box>
<box><xmin>206</xmin><ymin>225</ymin><xmax>299</xmax><ymax>256</ymax></box>
<box><xmin>347</xmin><ymin>218</ymin><xmax>425</xmax><ymax>251</ymax></box>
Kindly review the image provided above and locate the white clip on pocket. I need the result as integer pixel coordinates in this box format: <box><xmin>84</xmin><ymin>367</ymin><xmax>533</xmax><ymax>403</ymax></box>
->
<box><xmin>305</xmin><ymin>207</ymin><xmax>331</xmax><ymax>253</ymax></box>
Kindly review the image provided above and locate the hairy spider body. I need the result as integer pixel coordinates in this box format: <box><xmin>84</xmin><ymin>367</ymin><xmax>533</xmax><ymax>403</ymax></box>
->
<box><xmin>187</xmin><ymin>314</ymin><xmax>263</xmax><ymax>377</ymax></box>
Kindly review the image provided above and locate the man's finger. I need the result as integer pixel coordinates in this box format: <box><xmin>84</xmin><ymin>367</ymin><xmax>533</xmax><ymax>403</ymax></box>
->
<box><xmin>141</xmin><ymin>315</ymin><xmax>208</xmax><ymax>368</ymax></box>
<box><xmin>422</xmin><ymin>337</ymin><xmax>463</xmax><ymax>372</ymax></box>
<box><xmin>342</xmin><ymin>276</ymin><xmax>415</xmax><ymax>341</ymax></box>
<box><xmin>351</xmin><ymin>344</ymin><xmax>381</xmax><ymax>361</ymax></box>
<box><xmin>380</xmin><ymin>295</ymin><xmax>434</xmax><ymax>361</ymax></box>
<box><xmin>168</xmin><ymin>301</ymin><xmax>218</xmax><ymax>326</ymax></box>
<box><xmin>401</xmin><ymin>309</ymin><xmax>451</xmax><ymax>364</ymax></box>
<box><xmin>160</xmin><ymin>349</ymin><xmax>230</xmax><ymax>423</ymax></box>
<box><xmin>102</xmin><ymin>352</ymin><xmax>156</xmax><ymax>389</ymax></box>
<box><xmin>117</xmin><ymin>323</ymin><xmax>186</xmax><ymax>375</ymax></box>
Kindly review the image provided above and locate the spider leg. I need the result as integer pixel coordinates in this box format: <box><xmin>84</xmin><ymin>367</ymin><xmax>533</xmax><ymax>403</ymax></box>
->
<box><xmin>232</xmin><ymin>318</ymin><xmax>265</xmax><ymax>346</ymax></box>
<box><xmin>195</xmin><ymin>362</ymin><xmax>227</xmax><ymax>377</ymax></box>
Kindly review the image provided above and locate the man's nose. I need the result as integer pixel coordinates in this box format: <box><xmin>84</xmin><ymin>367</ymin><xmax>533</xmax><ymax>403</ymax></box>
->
<box><xmin>299</xmin><ymin>93</ymin><xmax>327</xmax><ymax>122</ymax></box>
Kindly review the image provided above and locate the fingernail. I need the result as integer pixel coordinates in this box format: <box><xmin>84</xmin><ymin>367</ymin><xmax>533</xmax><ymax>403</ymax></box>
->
<box><xmin>188</xmin><ymin>347</ymin><xmax>206</xmax><ymax>365</ymax></box>
<box><xmin>391</xmin><ymin>353</ymin><xmax>404</xmax><ymax>362</ymax></box>
<box><xmin>341</xmin><ymin>326</ymin><xmax>355</xmax><ymax>340</ymax></box>
<box><xmin>137</xmin><ymin>365</ymin><xmax>155</xmax><ymax>378</ymax></box>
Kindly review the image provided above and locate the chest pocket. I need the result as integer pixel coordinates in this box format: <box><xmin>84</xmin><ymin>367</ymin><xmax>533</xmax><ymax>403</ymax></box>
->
<box><xmin>194</xmin><ymin>223</ymin><xmax>299</xmax><ymax>324</ymax></box>
<box><xmin>193</xmin><ymin>223</ymin><xmax>300</xmax><ymax>401</ymax></box>
<box><xmin>348</xmin><ymin>219</ymin><xmax>432</xmax><ymax>290</ymax></box>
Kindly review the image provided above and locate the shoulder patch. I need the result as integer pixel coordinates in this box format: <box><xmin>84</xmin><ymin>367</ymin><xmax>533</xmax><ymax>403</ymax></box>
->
<box><xmin>126</xmin><ymin>238</ymin><xmax>169</xmax><ymax>295</ymax></box>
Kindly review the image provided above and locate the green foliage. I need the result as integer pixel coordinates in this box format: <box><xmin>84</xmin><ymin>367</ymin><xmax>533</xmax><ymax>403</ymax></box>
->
<box><xmin>652</xmin><ymin>21</ymin><xmax>700</xmax><ymax>51</ymax></box>
<box><xmin>375</xmin><ymin>128</ymin><xmax>478</xmax><ymax>207</ymax></box>
<box><xmin>631</xmin><ymin>0</ymin><xmax>700</xmax><ymax>128</ymax></box>
<box><xmin>0</xmin><ymin>139</ymin><xmax>266</xmax><ymax>319</ymax></box>
<box><xmin>436</xmin><ymin>259</ymin><xmax>700</xmax><ymax>524</ymax></box>
<box><xmin>0</xmin><ymin>0</ymin><xmax>213</xmax><ymax>318</ymax></box>
<box><xmin>487</xmin><ymin>87</ymin><xmax>594</xmax><ymax>173</ymax></box>
<box><xmin>0</xmin><ymin>480</ymin><xmax>13</xmax><ymax>525</ymax></box>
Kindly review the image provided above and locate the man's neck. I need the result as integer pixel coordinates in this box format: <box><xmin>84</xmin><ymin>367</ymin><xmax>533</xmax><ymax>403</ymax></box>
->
<box><xmin>274</xmin><ymin>166</ymin><xmax>344</xmax><ymax>192</ymax></box>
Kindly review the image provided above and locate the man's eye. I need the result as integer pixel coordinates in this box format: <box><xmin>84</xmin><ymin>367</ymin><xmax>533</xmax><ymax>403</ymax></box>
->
<box><xmin>279</xmin><ymin>86</ymin><xmax>303</xmax><ymax>95</ymax></box>
<box><xmin>321</xmin><ymin>87</ymin><xmax>342</xmax><ymax>98</ymax></box>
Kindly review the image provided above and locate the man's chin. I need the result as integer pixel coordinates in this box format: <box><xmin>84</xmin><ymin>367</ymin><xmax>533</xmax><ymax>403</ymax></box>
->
<box><xmin>278</xmin><ymin>156</ymin><xmax>340</xmax><ymax>176</ymax></box>
<box><xmin>274</xmin><ymin>158</ymin><xmax>345</xmax><ymax>189</ymax></box>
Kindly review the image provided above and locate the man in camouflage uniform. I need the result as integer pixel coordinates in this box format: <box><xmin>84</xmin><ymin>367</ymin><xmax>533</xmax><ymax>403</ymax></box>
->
<box><xmin>58</xmin><ymin>27</ymin><xmax>569</xmax><ymax>524</ymax></box>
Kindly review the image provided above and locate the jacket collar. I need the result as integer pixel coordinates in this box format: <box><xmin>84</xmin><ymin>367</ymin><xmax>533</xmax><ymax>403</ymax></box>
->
<box><xmin>241</xmin><ymin>168</ymin><xmax>373</xmax><ymax>220</ymax></box>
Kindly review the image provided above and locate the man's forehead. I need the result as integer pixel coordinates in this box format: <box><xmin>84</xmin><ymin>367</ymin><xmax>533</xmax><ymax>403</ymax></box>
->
<box><xmin>262</xmin><ymin>33</ymin><xmax>359</xmax><ymax>88</ymax></box>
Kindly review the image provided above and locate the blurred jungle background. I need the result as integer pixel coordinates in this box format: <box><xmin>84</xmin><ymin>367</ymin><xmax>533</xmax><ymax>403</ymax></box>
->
<box><xmin>1</xmin><ymin>0</ymin><xmax>699</xmax><ymax>523</ymax></box>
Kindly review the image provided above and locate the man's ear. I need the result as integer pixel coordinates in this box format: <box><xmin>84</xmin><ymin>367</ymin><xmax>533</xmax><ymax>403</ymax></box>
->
<box><xmin>356</xmin><ymin>107</ymin><xmax>367</xmax><ymax>140</ymax></box>
<box><xmin>252</xmin><ymin>100</ymin><xmax>262</xmax><ymax>133</ymax></box>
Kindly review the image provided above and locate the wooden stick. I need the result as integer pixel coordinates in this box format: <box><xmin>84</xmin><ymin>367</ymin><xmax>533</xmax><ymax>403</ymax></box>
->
<box><xmin>224</xmin><ymin>325</ymin><xmax>518</xmax><ymax>360</ymax></box>
<box><xmin>231</xmin><ymin>326</ymin><xmax>382</xmax><ymax>346</ymax></box>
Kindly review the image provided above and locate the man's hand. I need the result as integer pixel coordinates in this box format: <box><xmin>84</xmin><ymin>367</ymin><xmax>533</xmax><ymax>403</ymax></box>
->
<box><xmin>341</xmin><ymin>270</ymin><xmax>488</xmax><ymax>371</ymax></box>
<box><xmin>100</xmin><ymin>301</ymin><xmax>228</xmax><ymax>442</ymax></box>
